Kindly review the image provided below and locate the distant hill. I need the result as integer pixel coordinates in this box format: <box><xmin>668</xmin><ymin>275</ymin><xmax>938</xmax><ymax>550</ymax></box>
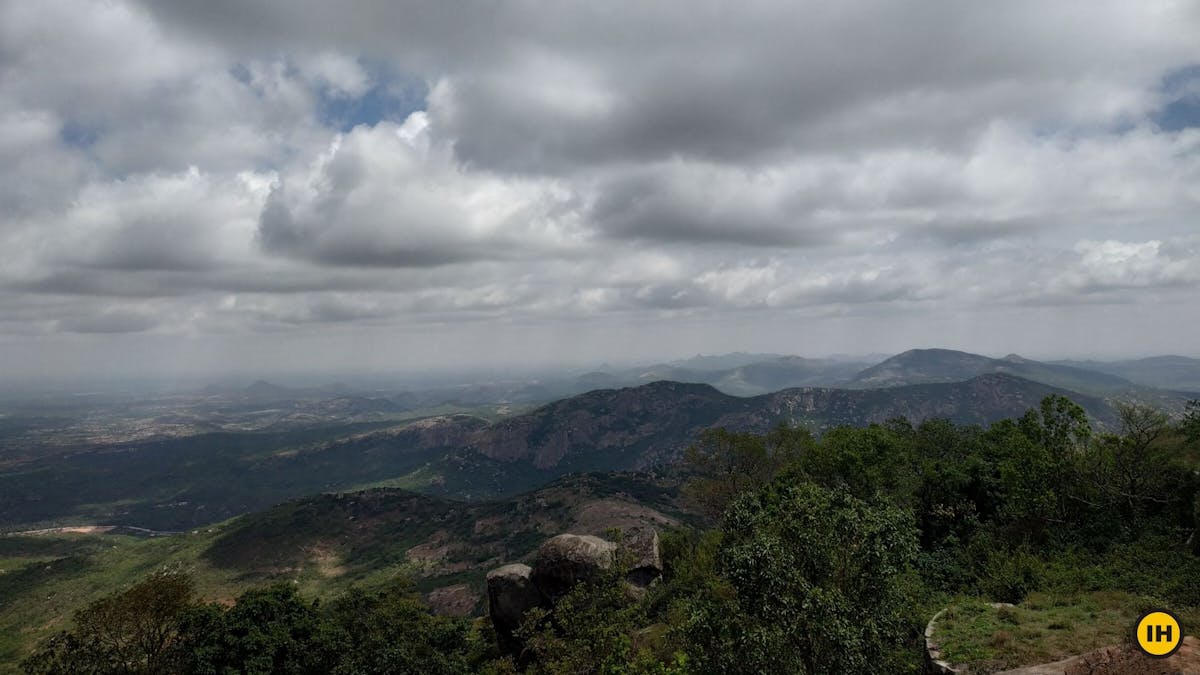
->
<box><xmin>0</xmin><ymin>374</ymin><xmax>1115</xmax><ymax>528</ymax></box>
<box><xmin>578</xmin><ymin>355</ymin><xmax>871</xmax><ymax>396</ymax></box>
<box><xmin>377</xmin><ymin>373</ymin><xmax>1117</xmax><ymax>500</ymax></box>
<box><xmin>1051</xmin><ymin>356</ymin><xmax>1200</xmax><ymax>393</ymax></box>
<box><xmin>711</xmin><ymin>356</ymin><xmax>866</xmax><ymax>395</ymax></box>
<box><xmin>848</xmin><ymin>348</ymin><xmax>1137</xmax><ymax>396</ymax></box>
<box><xmin>666</xmin><ymin>352</ymin><xmax>792</xmax><ymax>371</ymax></box>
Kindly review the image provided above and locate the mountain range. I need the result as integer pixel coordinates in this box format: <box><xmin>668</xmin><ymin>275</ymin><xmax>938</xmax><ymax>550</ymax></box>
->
<box><xmin>2</xmin><ymin>348</ymin><xmax>1194</xmax><ymax>532</ymax></box>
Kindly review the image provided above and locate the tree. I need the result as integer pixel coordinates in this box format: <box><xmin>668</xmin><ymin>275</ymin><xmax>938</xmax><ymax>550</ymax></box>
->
<box><xmin>798</xmin><ymin>422</ymin><xmax>916</xmax><ymax>503</ymax></box>
<box><xmin>1003</xmin><ymin>395</ymin><xmax>1093</xmax><ymax>530</ymax></box>
<box><xmin>1183</xmin><ymin>399</ymin><xmax>1200</xmax><ymax>445</ymax></box>
<box><xmin>323</xmin><ymin>582</ymin><xmax>474</xmax><ymax>675</ymax></box>
<box><xmin>1018</xmin><ymin>394</ymin><xmax>1091</xmax><ymax>455</ymax></box>
<box><xmin>682</xmin><ymin>424</ymin><xmax>809</xmax><ymax>520</ymax></box>
<box><xmin>23</xmin><ymin>569</ymin><xmax>196</xmax><ymax>675</ymax></box>
<box><xmin>681</xmin><ymin>482</ymin><xmax>919</xmax><ymax>674</ymax></box>
<box><xmin>1075</xmin><ymin>403</ymin><xmax>1191</xmax><ymax>533</ymax></box>
<box><xmin>177</xmin><ymin>584</ymin><xmax>339</xmax><ymax>675</ymax></box>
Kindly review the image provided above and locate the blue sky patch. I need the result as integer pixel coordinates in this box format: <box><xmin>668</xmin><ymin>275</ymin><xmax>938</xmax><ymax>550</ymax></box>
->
<box><xmin>59</xmin><ymin>120</ymin><xmax>101</xmax><ymax>149</ymax></box>
<box><xmin>317</xmin><ymin>62</ymin><xmax>427</xmax><ymax>132</ymax></box>
<box><xmin>1153</xmin><ymin>64</ymin><xmax>1200</xmax><ymax>132</ymax></box>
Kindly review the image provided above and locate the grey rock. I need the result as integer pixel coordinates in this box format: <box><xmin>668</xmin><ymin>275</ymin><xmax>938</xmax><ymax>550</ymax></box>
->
<box><xmin>619</xmin><ymin>527</ymin><xmax>662</xmax><ymax>588</ymax></box>
<box><xmin>486</xmin><ymin>563</ymin><xmax>546</xmax><ymax>644</ymax></box>
<box><xmin>530</xmin><ymin>534</ymin><xmax>617</xmax><ymax>601</ymax></box>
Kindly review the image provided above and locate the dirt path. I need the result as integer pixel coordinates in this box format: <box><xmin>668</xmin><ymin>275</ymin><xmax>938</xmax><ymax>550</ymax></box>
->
<box><xmin>2</xmin><ymin>524</ymin><xmax>178</xmax><ymax>537</ymax></box>
<box><xmin>998</xmin><ymin>636</ymin><xmax>1200</xmax><ymax>674</ymax></box>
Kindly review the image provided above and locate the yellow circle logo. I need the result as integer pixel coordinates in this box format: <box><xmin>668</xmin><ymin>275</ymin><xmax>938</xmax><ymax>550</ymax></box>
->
<box><xmin>1134</xmin><ymin>609</ymin><xmax>1183</xmax><ymax>658</ymax></box>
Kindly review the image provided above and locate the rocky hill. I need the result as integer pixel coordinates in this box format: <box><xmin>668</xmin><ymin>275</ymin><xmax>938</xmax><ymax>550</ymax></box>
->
<box><xmin>202</xmin><ymin>471</ymin><xmax>684</xmax><ymax>615</ymax></box>
<box><xmin>357</xmin><ymin>373</ymin><xmax>1117</xmax><ymax>499</ymax></box>
<box><xmin>0</xmin><ymin>370</ymin><xmax>1130</xmax><ymax>529</ymax></box>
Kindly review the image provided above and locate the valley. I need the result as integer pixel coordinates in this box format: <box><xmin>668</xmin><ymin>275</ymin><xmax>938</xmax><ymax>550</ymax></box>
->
<box><xmin>1</xmin><ymin>348</ymin><xmax>1198</xmax><ymax>672</ymax></box>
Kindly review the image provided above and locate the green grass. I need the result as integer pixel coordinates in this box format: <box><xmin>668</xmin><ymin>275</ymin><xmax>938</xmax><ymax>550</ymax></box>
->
<box><xmin>935</xmin><ymin>591</ymin><xmax>1193</xmax><ymax>673</ymax></box>
<box><xmin>0</xmin><ymin>530</ymin><xmax>251</xmax><ymax>673</ymax></box>
<box><xmin>340</xmin><ymin>463</ymin><xmax>443</xmax><ymax>492</ymax></box>
<box><xmin>0</xmin><ymin>556</ymin><xmax>58</xmax><ymax>574</ymax></box>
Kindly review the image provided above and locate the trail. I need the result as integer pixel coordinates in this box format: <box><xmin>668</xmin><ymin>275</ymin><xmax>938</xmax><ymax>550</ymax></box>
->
<box><xmin>2</xmin><ymin>524</ymin><xmax>180</xmax><ymax>537</ymax></box>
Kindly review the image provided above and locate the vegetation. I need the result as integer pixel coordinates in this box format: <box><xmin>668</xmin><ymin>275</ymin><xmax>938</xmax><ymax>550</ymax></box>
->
<box><xmin>934</xmin><ymin>592</ymin><xmax>1146</xmax><ymax>671</ymax></box>
<box><xmin>12</xmin><ymin>394</ymin><xmax>1200</xmax><ymax>673</ymax></box>
<box><xmin>22</xmin><ymin>573</ymin><xmax>483</xmax><ymax>675</ymax></box>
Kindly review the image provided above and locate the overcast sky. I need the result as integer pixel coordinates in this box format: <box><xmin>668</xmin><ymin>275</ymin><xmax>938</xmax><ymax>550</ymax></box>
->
<box><xmin>1</xmin><ymin>1</ymin><xmax>1199</xmax><ymax>379</ymax></box>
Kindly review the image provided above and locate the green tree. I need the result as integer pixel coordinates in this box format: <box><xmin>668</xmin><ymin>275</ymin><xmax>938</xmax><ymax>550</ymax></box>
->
<box><xmin>23</xmin><ymin>569</ymin><xmax>196</xmax><ymax>675</ymax></box>
<box><xmin>178</xmin><ymin>584</ymin><xmax>339</xmax><ymax>675</ymax></box>
<box><xmin>323</xmin><ymin>582</ymin><xmax>474</xmax><ymax>675</ymax></box>
<box><xmin>515</xmin><ymin>568</ymin><xmax>685</xmax><ymax>675</ymax></box>
<box><xmin>1182</xmin><ymin>399</ymin><xmax>1200</xmax><ymax>445</ymax></box>
<box><xmin>998</xmin><ymin>395</ymin><xmax>1093</xmax><ymax>533</ymax></box>
<box><xmin>682</xmin><ymin>424</ymin><xmax>809</xmax><ymax>520</ymax></box>
<box><xmin>1018</xmin><ymin>394</ymin><xmax>1092</xmax><ymax>455</ymax></box>
<box><xmin>799</xmin><ymin>422</ymin><xmax>917</xmax><ymax>504</ymax></box>
<box><xmin>681</xmin><ymin>482</ymin><xmax>919</xmax><ymax>674</ymax></box>
<box><xmin>1075</xmin><ymin>403</ymin><xmax>1193</xmax><ymax>535</ymax></box>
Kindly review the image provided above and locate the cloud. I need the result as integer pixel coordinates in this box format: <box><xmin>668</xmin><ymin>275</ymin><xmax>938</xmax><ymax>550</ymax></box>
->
<box><xmin>1058</xmin><ymin>239</ymin><xmax>1198</xmax><ymax>294</ymax></box>
<box><xmin>37</xmin><ymin>168</ymin><xmax>267</xmax><ymax>273</ymax></box>
<box><xmin>57</xmin><ymin>309</ymin><xmax>158</xmax><ymax>334</ymax></box>
<box><xmin>1</xmin><ymin>0</ymin><xmax>1199</xmax><ymax>374</ymax></box>
<box><xmin>257</xmin><ymin>113</ymin><xmax>584</xmax><ymax>267</ymax></box>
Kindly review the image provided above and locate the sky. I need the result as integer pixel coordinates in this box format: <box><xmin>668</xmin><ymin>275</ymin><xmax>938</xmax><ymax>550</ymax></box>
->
<box><xmin>1</xmin><ymin>1</ymin><xmax>1199</xmax><ymax>380</ymax></box>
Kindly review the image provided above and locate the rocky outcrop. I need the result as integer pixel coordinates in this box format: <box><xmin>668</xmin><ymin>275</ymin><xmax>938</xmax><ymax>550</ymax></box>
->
<box><xmin>530</xmin><ymin>534</ymin><xmax>618</xmax><ymax>601</ymax></box>
<box><xmin>487</xmin><ymin>529</ymin><xmax>663</xmax><ymax>652</ymax></box>
<box><xmin>621</xmin><ymin>527</ymin><xmax>663</xmax><ymax>588</ymax></box>
<box><xmin>486</xmin><ymin>563</ymin><xmax>547</xmax><ymax>646</ymax></box>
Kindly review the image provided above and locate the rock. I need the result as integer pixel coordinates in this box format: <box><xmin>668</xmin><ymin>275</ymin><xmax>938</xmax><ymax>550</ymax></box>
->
<box><xmin>531</xmin><ymin>534</ymin><xmax>617</xmax><ymax>601</ymax></box>
<box><xmin>488</xmin><ymin>529</ymin><xmax>663</xmax><ymax>649</ymax></box>
<box><xmin>619</xmin><ymin>527</ymin><xmax>662</xmax><ymax>588</ymax></box>
<box><xmin>425</xmin><ymin>584</ymin><xmax>478</xmax><ymax>618</ymax></box>
<box><xmin>486</xmin><ymin>563</ymin><xmax>546</xmax><ymax>645</ymax></box>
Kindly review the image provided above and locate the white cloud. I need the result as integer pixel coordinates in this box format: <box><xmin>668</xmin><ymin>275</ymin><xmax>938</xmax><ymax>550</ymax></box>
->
<box><xmin>1061</xmin><ymin>239</ymin><xmax>1197</xmax><ymax>292</ymax></box>
<box><xmin>298</xmin><ymin>51</ymin><xmax>371</xmax><ymax>98</ymax></box>
<box><xmin>258</xmin><ymin>114</ymin><xmax>584</xmax><ymax>267</ymax></box>
<box><xmin>1</xmin><ymin>0</ymin><xmax>1200</xmax><ymax>375</ymax></box>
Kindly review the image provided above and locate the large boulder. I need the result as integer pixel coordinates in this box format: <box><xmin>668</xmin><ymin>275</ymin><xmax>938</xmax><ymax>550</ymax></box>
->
<box><xmin>486</xmin><ymin>563</ymin><xmax>546</xmax><ymax>646</ymax></box>
<box><xmin>530</xmin><ymin>534</ymin><xmax>618</xmax><ymax>601</ymax></box>
<box><xmin>487</xmin><ymin>529</ymin><xmax>664</xmax><ymax>650</ymax></box>
<box><xmin>619</xmin><ymin>527</ymin><xmax>663</xmax><ymax>588</ymax></box>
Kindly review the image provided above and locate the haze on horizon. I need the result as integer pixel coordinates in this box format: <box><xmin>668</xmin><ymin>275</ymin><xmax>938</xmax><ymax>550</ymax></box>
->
<box><xmin>2</xmin><ymin>1</ymin><xmax>1199</xmax><ymax>381</ymax></box>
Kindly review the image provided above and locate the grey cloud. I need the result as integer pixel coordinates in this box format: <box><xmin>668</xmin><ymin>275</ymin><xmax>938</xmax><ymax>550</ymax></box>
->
<box><xmin>11</xmin><ymin>266</ymin><xmax>378</xmax><ymax>298</ymax></box>
<box><xmin>57</xmin><ymin>310</ymin><xmax>158</xmax><ymax>334</ymax></box>
<box><xmin>3</xmin><ymin>0</ymin><xmax>1200</xmax><ymax>370</ymax></box>
<box><xmin>587</xmin><ymin>165</ymin><xmax>837</xmax><ymax>247</ymax></box>
<box><xmin>135</xmin><ymin>1</ymin><xmax>1197</xmax><ymax>170</ymax></box>
<box><xmin>259</xmin><ymin>193</ymin><xmax>494</xmax><ymax>268</ymax></box>
<box><xmin>903</xmin><ymin>217</ymin><xmax>1043</xmax><ymax>246</ymax></box>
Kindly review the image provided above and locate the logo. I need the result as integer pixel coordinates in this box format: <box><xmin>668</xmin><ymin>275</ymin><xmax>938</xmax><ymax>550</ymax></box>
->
<box><xmin>1133</xmin><ymin>608</ymin><xmax>1183</xmax><ymax>658</ymax></box>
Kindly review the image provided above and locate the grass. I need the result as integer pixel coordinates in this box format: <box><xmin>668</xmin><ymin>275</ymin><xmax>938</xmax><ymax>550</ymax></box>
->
<box><xmin>935</xmin><ymin>590</ymin><xmax>1195</xmax><ymax>673</ymax></box>
<box><xmin>0</xmin><ymin>469</ymin><xmax>686</xmax><ymax>672</ymax></box>
<box><xmin>340</xmin><ymin>463</ymin><xmax>443</xmax><ymax>492</ymax></box>
<box><xmin>0</xmin><ymin>529</ymin><xmax>251</xmax><ymax>673</ymax></box>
